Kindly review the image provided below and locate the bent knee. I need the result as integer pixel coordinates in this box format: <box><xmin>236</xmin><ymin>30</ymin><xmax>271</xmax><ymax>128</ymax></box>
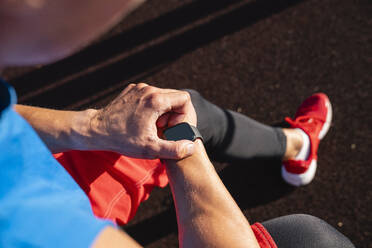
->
<box><xmin>263</xmin><ymin>214</ymin><xmax>355</xmax><ymax>248</ymax></box>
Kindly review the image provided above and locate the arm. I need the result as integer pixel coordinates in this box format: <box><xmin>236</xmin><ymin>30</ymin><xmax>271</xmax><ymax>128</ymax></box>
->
<box><xmin>92</xmin><ymin>227</ymin><xmax>143</xmax><ymax>248</ymax></box>
<box><xmin>14</xmin><ymin>83</ymin><xmax>196</xmax><ymax>159</ymax></box>
<box><xmin>165</xmin><ymin>139</ymin><xmax>260</xmax><ymax>248</ymax></box>
<box><xmin>92</xmin><ymin>137</ymin><xmax>259</xmax><ymax>248</ymax></box>
<box><xmin>14</xmin><ymin>104</ymin><xmax>97</xmax><ymax>153</ymax></box>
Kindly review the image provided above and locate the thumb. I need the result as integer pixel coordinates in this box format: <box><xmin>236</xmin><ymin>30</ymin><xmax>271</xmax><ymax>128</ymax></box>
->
<box><xmin>155</xmin><ymin>139</ymin><xmax>195</xmax><ymax>159</ymax></box>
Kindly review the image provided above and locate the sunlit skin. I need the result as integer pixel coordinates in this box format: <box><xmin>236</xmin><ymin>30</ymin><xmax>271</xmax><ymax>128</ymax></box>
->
<box><xmin>0</xmin><ymin>0</ymin><xmax>145</xmax><ymax>65</ymax></box>
<box><xmin>0</xmin><ymin>1</ymin><xmax>298</xmax><ymax>247</ymax></box>
<box><xmin>0</xmin><ymin>0</ymin><xmax>303</xmax><ymax>160</ymax></box>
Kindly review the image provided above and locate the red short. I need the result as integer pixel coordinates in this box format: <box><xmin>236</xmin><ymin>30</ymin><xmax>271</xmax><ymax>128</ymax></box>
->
<box><xmin>54</xmin><ymin>151</ymin><xmax>277</xmax><ymax>248</ymax></box>
<box><xmin>54</xmin><ymin>151</ymin><xmax>168</xmax><ymax>225</ymax></box>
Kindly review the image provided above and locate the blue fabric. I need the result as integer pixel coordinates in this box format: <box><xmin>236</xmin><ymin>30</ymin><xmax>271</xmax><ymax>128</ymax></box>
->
<box><xmin>0</xmin><ymin>79</ymin><xmax>109</xmax><ymax>248</ymax></box>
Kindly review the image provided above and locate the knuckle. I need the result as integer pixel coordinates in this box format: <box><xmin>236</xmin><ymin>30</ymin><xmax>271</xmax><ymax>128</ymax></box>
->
<box><xmin>183</xmin><ymin>89</ymin><xmax>200</xmax><ymax>103</ymax></box>
<box><xmin>125</xmin><ymin>83</ymin><xmax>136</xmax><ymax>91</ymax></box>
<box><xmin>182</xmin><ymin>91</ymin><xmax>191</xmax><ymax>102</ymax></box>
<box><xmin>146</xmin><ymin>93</ymin><xmax>163</xmax><ymax>108</ymax></box>
<box><xmin>122</xmin><ymin>83</ymin><xmax>136</xmax><ymax>93</ymax></box>
<box><xmin>173</xmin><ymin>142</ymin><xmax>184</xmax><ymax>158</ymax></box>
<box><xmin>146</xmin><ymin>135</ymin><xmax>157</xmax><ymax>144</ymax></box>
<box><xmin>136</xmin><ymin>82</ymin><xmax>148</xmax><ymax>89</ymax></box>
<box><xmin>142</xmin><ymin>85</ymin><xmax>156</xmax><ymax>95</ymax></box>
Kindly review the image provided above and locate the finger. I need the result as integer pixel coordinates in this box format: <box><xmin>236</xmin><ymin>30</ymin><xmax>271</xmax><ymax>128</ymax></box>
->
<box><xmin>139</xmin><ymin>86</ymin><xmax>182</xmax><ymax>98</ymax></box>
<box><xmin>119</xmin><ymin>83</ymin><xmax>136</xmax><ymax>96</ymax></box>
<box><xmin>134</xmin><ymin>82</ymin><xmax>149</xmax><ymax>90</ymax></box>
<box><xmin>158</xmin><ymin>91</ymin><xmax>192</xmax><ymax>114</ymax></box>
<box><xmin>139</xmin><ymin>85</ymin><xmax>159</xmax><ymax>96</ymax></box>
<box><xmin>154</xmin><ymin>139</ymin><xmax>195</xmax><ymax>159</ymax></box>
<box><xmin>157</xmin><ymin>88</ymin><xmax>181</xmax><ymax>94</ymax></box>
<box><xmin>156</xmin><ymin>112</ymin><xmax>171</xmax><ymax>128</ymax></box>
<box><xmin>123</xmin><ymin>82</ymin><xmax>149</xmax><ymax>97</ymax></box>
<box><xmin>167</xmin><ymin>113</ymin><xmax>187</xmax><ymax>127</ymax></box>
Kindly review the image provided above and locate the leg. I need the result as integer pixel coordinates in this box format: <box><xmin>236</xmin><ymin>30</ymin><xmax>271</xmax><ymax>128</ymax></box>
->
<box><xmin>186</xmin><ymin>90</ymin><xmax>333</xmax><ymax>186</ymax></box>
<box><xmin>261</xmin><ymin>214</ymin><xmax>355</xmax><ymax>248</ymax></box>
<box><xmin>185</xmin><ymin>89</ymin><xmax>303</xmax><ymax>161</ymax></box>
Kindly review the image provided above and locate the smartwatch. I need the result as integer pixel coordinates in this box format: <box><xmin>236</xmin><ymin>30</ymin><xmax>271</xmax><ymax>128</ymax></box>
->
<box><xmin>163</xmin><ymin>122</ymin><xmax>203</xmax><ymax>142</ymax></box>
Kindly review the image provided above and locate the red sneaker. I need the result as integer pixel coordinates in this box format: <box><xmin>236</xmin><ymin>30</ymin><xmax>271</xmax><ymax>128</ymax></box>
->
<box><xmin>282</xmin><ymin>93</ymin><xmax>332</xmax><ymax>186</ymax></box>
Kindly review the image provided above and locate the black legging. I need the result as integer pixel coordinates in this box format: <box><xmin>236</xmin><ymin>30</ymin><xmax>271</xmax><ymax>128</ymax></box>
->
<box><xmin>262</xmin><ymin>214</ymin><xmax>355</xmax><ymax>248</ymax></box>
<box><xmin>186</xmin><ymin>89</ymin><xmax>286</xmax><ymax>161</ymax></box>
<box><xmin>187</xmin><ymin>90</ymin><xmax>355</xmax><ymax>248</ymax></box>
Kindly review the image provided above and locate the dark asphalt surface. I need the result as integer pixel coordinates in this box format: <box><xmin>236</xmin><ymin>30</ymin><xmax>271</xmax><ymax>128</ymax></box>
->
<box><xmin>3</xmin><ymin>0</ymin><xmax>371</xmax><ymax>247</ymax></box>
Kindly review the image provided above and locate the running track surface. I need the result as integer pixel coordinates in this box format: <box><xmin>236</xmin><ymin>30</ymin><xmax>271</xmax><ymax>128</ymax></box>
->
<box><xmin>3</xmin><ymin>0</ymin><xmax>371</xmax><ymax>247</ymax></box>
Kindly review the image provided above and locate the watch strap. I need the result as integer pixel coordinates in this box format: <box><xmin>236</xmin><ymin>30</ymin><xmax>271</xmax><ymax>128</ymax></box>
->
<box><xmin>190</xmin><ymin>125</ymin><xmax>203</xmax><ymax>142</ymax></box>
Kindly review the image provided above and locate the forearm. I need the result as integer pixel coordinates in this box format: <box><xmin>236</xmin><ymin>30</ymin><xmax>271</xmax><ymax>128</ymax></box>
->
<box><xmin>14</xmin><ymin>104</ymin><xmax>98</xmax><ymax>153</ymax></box>
<box><xmin>93</xmin><ymin>227</ymin><xmax>143</xmax><ymax>248</ymax></box>
<box><xmin>165</xmin><ymin>140</ymin><xmax>259</xmax><ymax>248</ymax></box>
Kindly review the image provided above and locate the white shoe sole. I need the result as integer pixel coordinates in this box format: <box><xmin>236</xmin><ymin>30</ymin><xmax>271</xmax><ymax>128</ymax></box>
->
<box><xmin>282</xmin><ymin>97</ymin><xmax>333</xmax><ymax>186</ymax></box>
<box><xmin>318</xmin><ymin>99</ymin><xmax>332</xmax><ymax>140</ymax></box>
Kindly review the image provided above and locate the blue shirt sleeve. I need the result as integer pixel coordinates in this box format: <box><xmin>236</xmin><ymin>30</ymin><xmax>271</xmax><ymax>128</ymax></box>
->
<box><xmin>0</xmin><ymin>80</ymin><xmax>110</xmax><ymax>248</ymax></box>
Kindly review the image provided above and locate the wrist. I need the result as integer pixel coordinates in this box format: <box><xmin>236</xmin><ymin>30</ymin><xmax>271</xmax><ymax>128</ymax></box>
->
<box><xmin>70</xmin><ymin>108</ymin><xmax>101</xmax><ymax>151</ymax></box>
<box><xmin>184</xmin><ymin>139</ymin><xmax>206</xmax><ymax>159</ymax></box>
<box><xmin>165</xmin><ymin>139</ymin><xmax>208</xmax><ymax>167</ymax></box>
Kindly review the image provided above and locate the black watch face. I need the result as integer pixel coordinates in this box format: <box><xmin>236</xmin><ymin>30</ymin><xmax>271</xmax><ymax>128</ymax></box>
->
<box><xmin>163</xmin><ymin>123</ymin><xmax>195</xmax><ymax>141</ymax></box>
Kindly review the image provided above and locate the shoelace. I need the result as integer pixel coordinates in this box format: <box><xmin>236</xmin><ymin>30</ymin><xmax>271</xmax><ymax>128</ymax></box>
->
<box><xmin>285</xmin><ymin>115</ymin><xmax>325</xmax><ymax>126</ymax></box>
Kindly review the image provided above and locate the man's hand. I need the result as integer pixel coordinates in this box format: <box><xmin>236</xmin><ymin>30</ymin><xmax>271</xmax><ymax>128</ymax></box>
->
<box><xmin>89</xmin><ymin>83</ymin><xmax>197</xmax><ymax>159</ymax></box>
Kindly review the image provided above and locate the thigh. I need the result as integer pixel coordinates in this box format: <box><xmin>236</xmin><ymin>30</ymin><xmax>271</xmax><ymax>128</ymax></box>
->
<box><xmin>261</xmin><ymin>214</ymin><xmax>355</xmax><ymax>248</ymax></box>
<box><xmin>185</xmin><ymin>89</ymin><xmax>286</xmax><ymax>161</ymax></box>
<box><xmin>184</xmin><ymin>89</ymin><xmax>228</xmax><ymax>152</ymax></box>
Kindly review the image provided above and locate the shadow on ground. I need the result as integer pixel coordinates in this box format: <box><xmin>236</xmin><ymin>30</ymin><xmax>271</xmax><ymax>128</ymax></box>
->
<box><xmin>124</xmin><ymin>158</ymin><xmax>294</xmax><ymax>246</ymax></box>
<box><xmin>4</xmin><ymin>0</ymin><xmax>371</xmax><ymax>247</ymax></box>
<box><xmin>11</xmin><ymin>0</ymin><xmax>304</xmax><ymax>110</ymax></box>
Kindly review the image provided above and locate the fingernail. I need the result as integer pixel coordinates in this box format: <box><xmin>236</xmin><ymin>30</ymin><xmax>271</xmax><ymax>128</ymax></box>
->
<box><xmin>185</xmin><ymin>143</ymin><xmax>195</xmax><ymax>156</ymax></box>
